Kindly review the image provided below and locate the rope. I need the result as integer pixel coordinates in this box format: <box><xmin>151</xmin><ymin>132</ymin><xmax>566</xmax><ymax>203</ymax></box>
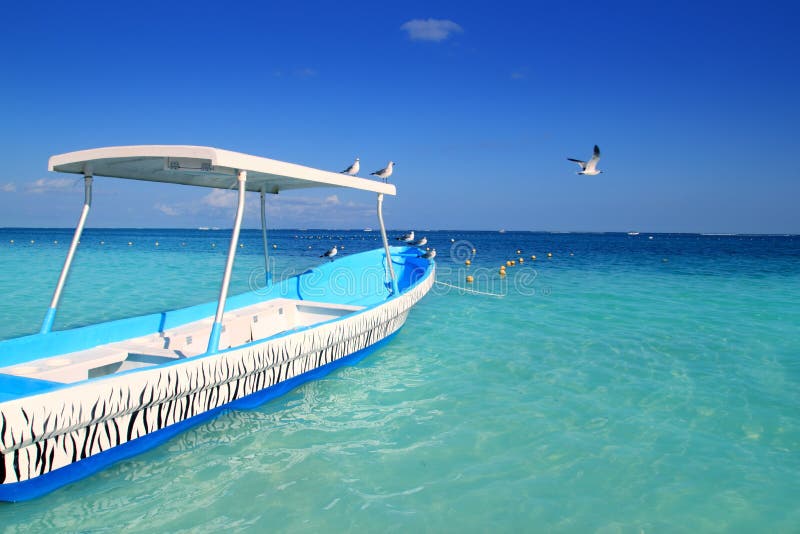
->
<box><xmin>434</xmin><ymin>280</ymin><xmax>505</xmax><ymax>298</ymax></box>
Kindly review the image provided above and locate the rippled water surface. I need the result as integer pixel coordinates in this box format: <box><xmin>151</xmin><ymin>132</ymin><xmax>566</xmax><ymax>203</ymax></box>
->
<box><xmin>1</xmin><ymin>229</ymin><xmax>799</xmax><ymax>531</ymax></box>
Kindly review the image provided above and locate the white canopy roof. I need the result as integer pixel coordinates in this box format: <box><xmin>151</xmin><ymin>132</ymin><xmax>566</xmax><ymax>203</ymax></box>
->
<box><xmin>48</xmin><ymin>145</ymin><xmax>396</xmax><ymax>195</ymax></box>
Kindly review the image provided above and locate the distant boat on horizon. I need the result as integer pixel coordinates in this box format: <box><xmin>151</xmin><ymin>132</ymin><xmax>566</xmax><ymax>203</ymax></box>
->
<box><xmin>498</xmin><ymin>229</ymin><xmax>506</xmax><ymax>234</ymax></box>
<box><xmin>363</xmin><ymin>227</ymin><xmax>373</xmax><ymax>232</ymax></box>
<box><xmin>198</xmin><ymin>226</ymin><xmax>210</xmax><ymax>231</ymax></box>
<box><xmin>628</xmin><ymin>232</ymin><xmax>640</xmax><ymax>236</ymax></box>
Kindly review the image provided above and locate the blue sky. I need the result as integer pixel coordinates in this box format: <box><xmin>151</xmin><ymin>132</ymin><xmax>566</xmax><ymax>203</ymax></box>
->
<box><xmin>1</xmin><ymin>0</ymin><xmax>798</xmax><ymax>233</ymax></box>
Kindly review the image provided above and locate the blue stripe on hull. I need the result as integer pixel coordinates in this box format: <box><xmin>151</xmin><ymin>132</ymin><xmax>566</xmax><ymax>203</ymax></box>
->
<box><xmin>0</xmin><ymin>331</ymin><xmax>399</xmax><ymax>502</ymax></box>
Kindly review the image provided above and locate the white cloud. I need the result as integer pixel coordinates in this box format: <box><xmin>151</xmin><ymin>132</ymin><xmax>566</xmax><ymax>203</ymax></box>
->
<box><xmin>511</xmin><ymin>67</ymin><xmax>529</xmax><ymax>80</ymax></box>
<box><xmin>294</xmin><ymin>67</ymin><xmax>317</xmax><ymax>78</ymax></box>
<box><xmin>27</xmin><ymin>178</ymin><xmax>75</xmax><ymax>194</ymax></box>
<box><xmin>154</xmin><ymin>203</ymin><xmax>180</xmax><ymax>216</ymax></box>
<box><xmin>1</xmin><ymin>182</ymin><xmax>15</xmax><ymax>193</ymax></box>
<box><xmin>400</xmin><ymin>19</ymin><xmax>463</xmax><ymax>42</ymax></box>
<box><xmin>202</xmin><ymin>189</ymin><xmax>238</xmax><ymax>209</ymax></box>
<box><xmin>265</xmin><ymin>194</ymin><xmax>373</xmax><ymax>223</ymax></box>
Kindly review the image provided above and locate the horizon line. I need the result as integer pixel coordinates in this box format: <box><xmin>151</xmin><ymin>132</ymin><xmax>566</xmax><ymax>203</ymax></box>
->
<box><xmin>0</xmin><ymin>227</ymin><xmax>797</xmax><ymax>237</ymax></box>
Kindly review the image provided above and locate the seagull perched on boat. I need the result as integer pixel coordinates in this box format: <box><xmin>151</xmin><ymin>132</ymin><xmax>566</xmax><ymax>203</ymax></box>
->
<box><xmin>341</xmin><ymin>157</ymin><xmax>360</xmax><ymax>176</ymax></box>
<box><xmin>419</xmin><ymin>248</ymin><xmax>436</xmax><ymax>260</ymax></box>
<box><xmin>320</xmin><ymin>245</ymin><xmax>338</xmax><ymax>260</ymax></box>
<box><xmin>396</xmin><ymin>231</ymin><xmax>415</xmax><ymax>243</ymax></box>
<box><xmin>567</xmin><ymin>145</ymin><xmax>603</xmax><ymax>175</ymax></box>
<box><xmin>411</xmin><ymin>236</ymin><xmax>427</xmax><ymax>247</ymax></box>
<box><xmin>371</xmin><ymin>161</ymin><xmax>395</xmax><ymax>182</ymax></box>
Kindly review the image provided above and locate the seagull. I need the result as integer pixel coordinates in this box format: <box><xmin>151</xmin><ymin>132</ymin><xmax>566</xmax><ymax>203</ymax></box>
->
<box><xmin>320</xmin><ymin>245</ymin><xmax>338</xmax><ymax>260</ymax></box>
<box><xmin>567</xmin><ymin>145</ymin><xmax>603</xmax><ymax>175</ymax></box>
<box><xmin>371</xmin><ymin>161</ymin><xmax>395</xmax><ymax>182</ymax></box>
<box><xmin>396</xmin><ymin>231</ymin><xmax>415</xmax><ymax>243</ymax></box>
<box><xmin>411</xmin><ymin>236</ymin><xmax>427</xmax><ymax>247</ymax></box>
<box><xmin>341</xmin><ymin>157</ymin><xmax>360</xmax><ymax>176</ymax></box>
<box><xmin>419</xmin><ymin>248</ymin><xmax>436</xmax><ymax>260</ymax></box>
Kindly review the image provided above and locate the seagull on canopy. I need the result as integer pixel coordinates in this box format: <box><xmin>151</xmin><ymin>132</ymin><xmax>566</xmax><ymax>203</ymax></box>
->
<box><xmin>341</xmin><ymin>157</ymin><xmax>360</xmax><ymax>176</ymax></box>
<box><xmin>371</xmin><ymin>161</ymin><xmax>395</xmax><ymax>182</ymax></box>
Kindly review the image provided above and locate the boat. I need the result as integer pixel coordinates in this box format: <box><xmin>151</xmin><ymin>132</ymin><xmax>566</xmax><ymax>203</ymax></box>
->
<box><xmin>627</xmin><ymin>232</ymin><xmax>640</xmax><ymax>236</ymax></box>
<box><xmin>0</xmin><ymin>146</ymin><xmax>434</xmax><ymax>501</ymax></box>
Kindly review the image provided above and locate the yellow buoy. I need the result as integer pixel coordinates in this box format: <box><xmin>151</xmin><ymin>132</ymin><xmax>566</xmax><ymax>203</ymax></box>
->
<box><xmin>272</xmin><ymin>244</ymin><xmax>277</xmax><ymax>249</ymax></box>
<box><xmin>499</xmin><ymin>270</ymin><xmax>506</xmax><ymax>276</ymax></box>
<box><xmin>506</xmin><ymin>260</ymin><xmax>512</xmax><ymax>267</ymax></box>
<box><xmin>465</xmin><ymin>259</ymin><xmax>471</xmax><ymax>266</ymax></box>
<box><xmin>518</xmin><ymin>257</ymin><xmax>524</xmax><ymax>263</ymax></box>
<box><xmin>547</xmin><ymin>252</ymin><xmax>552</xmax><ymax>258</ymax></box>
<box><xmin>531</xmin><ymin>255</ymin><xmax>536</xmax><ymax>260</ymax></box>
<box><xmin>466</xmin><ymin>275</ymin><xmax>474</xmax><ymax>283</ymax></box>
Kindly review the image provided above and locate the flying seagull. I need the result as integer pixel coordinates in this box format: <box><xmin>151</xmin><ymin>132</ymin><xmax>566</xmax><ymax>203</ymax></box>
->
<box><xmin>320</xmin><ymin>245</ymin><xmax>338</xmax><ymax>260</ymax></box>
<box><xmin>419</xmin><ymin>248</ymin><xmax>436</xmax><ymax>260</ymax></box>
<box><xmin>567</xmin><ymin>145</ymin><xmax>603</xmax><ymax>175</ymax></box>
<box><xmin>397</xmin><ymin>231</ymin><xmax>415</xmax><ymax>243</ymax></box>
<box><xmin>371</xmin><ymin>161</ymin><xmax>395</xmax><ymax>182</ymax></box>
<box><xmin>341</xmin><ymin>157</ymin><xmax>360</xmax><ymax>176</ymax></box>
<box><xmin>411</xmin><ymin>236</ymin><xmax>427</xmax><ymax>247</ymax></box>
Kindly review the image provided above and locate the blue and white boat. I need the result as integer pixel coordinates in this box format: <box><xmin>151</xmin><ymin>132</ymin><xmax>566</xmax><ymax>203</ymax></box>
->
<box><xmin>0</xmin><ymin>146</ymin><xmax>434</xmax><ymax>501</ymax></box>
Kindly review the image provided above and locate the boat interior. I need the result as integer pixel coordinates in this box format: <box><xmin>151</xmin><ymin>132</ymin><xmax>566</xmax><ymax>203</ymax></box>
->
<box><xmin>0</xmin><ymin>298</ymin><xmax>363</xmax><ymax>385</ymax></box>
<box><xmin>0</xmin><ymin>247</ymin><xmax>431</xmax><ymax>401</ymax></box>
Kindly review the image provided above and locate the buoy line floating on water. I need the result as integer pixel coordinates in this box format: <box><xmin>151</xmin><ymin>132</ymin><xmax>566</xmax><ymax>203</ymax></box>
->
<box><xmin>434</xmin><ymin>280</ymin><xmax>505</xmax><ymax>298</ymax></box>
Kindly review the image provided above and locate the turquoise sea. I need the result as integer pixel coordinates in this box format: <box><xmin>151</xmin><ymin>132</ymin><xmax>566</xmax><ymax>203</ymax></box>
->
<box><xmin>0</xmin><ymin>228</ymin><xmax>798</xmax><ymax>532</ymax></box>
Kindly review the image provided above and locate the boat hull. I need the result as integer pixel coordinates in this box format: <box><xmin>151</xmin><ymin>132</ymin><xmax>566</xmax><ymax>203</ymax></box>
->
<box><xmin>0</xmin><ymin>251</ymin><xmax>434</xmax><ymax>501</ymax></box>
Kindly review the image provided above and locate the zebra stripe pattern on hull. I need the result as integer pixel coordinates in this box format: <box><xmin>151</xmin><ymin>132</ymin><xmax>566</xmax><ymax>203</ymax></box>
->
<box><xmin>0</xmin><ymin>268</ymin><xmax>433</xmax><ymax>485</ymax></box>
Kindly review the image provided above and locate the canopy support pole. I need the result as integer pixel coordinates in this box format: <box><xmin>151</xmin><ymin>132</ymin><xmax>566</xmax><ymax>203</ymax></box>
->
<box><xmin>207</xmin><ymin>170</ymin><xmax>247</xmax><ymax>354</ymax></box>
<box><xmin>260</xmin><ymin>189</ymin><xmax>271</xmax><ymax>286</ymax></box>
<box><xmin>377</xmin><ymin>193</ymin><xmax>398</xmax><ymax>295</ymax></box>
<box><xmin>40</xmin><ymin>174</ymin><xmax>93</xmax><ymax>334</ymax></box>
